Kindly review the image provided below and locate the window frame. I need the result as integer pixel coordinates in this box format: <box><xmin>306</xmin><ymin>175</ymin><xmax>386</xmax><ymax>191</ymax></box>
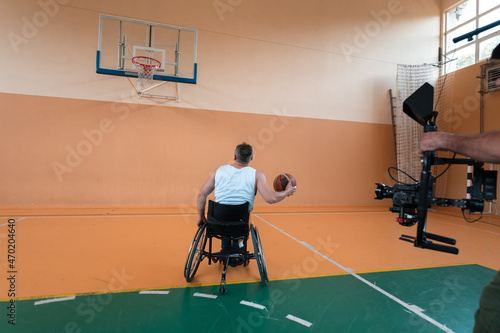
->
<box><xmin>442</xmin><ymin>0</ymin><xmax>500</xmax><ymax>73</ymax></box>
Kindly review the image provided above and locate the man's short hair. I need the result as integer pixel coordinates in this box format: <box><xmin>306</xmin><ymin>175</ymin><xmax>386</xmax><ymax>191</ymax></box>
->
<box><xmin>492</xmin><ymin>43</ymin><xmax>500</xmax><ymax>60</ymax></box>
<box><xmin>235</xmin><ymin>142</ymin><xmax>253</xmax><ymax>163</ymax></box>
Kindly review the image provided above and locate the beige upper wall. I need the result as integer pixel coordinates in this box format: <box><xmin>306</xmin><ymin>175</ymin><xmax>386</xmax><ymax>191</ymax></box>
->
<box><xmin>441</xmin><ymin>0</ymin><xmax>462</xmax><ymax>12</ymax></box>
<box><xmin>1</xmin><ymin>0</ymin><xmax>441</xmax><ymax>124</ymax></box>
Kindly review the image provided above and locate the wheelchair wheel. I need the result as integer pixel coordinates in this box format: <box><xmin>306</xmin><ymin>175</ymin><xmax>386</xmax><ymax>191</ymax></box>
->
<box><xmin>251</xmin><ymin>225</ymin><xmax>268</xmax><ymax>285</ymax></box>
<box><xmin>184</xmin><ymin>223</ymin><xmax>208</xmax><ymax>283</ymax></box>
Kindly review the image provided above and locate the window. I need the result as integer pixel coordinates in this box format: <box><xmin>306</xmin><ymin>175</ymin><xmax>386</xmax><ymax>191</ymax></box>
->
<box><xmin>443</xmin><ymin>0</ymin><xmax>500</xmax><ymax>73</ymax></box>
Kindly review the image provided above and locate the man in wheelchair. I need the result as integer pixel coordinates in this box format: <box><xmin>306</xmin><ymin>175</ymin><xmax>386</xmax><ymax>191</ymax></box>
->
<box><xmin>185</xmin><ymin>142</ymin><xmax>296</xmax><ymax>293</ymax></box>
<box><xmin>196</xmin><ymin>142</ymin><xmax>296</xmax><ymax>244</ymax></box>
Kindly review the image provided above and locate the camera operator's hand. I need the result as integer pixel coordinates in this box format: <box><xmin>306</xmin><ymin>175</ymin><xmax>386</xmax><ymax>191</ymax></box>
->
<box><xmin>420</xmin><ymin>130</ymin><xmax>500</xmax><ymax>164</ymax></box>
<box><xmin>419</xmin><ymin>132</ymin><xmax>449</xmax><ymax>152</ymax></box>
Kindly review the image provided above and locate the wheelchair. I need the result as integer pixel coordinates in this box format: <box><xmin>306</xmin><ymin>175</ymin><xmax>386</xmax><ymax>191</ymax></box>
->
<box><xmin>184</xmin><ymin>200</ymin><xmax>268</xmax><ymax>294</ymax></box>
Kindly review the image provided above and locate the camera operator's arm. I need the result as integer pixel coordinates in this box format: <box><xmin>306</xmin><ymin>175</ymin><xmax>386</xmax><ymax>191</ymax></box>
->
<box><xmin>420</xmin><ymin>130</ymin><xmax>500</xmax><ymax>164</ymax></box>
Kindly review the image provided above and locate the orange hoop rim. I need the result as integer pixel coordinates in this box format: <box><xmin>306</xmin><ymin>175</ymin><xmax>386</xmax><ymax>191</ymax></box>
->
<box><xmin>132</xmin><ymin>56</ymin><xmax>161</xmax><ymax>70</ymax></box>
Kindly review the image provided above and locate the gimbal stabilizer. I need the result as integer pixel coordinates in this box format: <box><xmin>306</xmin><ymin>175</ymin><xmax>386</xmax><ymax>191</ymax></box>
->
<box><xmin>376</xmin><ymin>83</ymin><xmax>497</xmax><ymax>254</ymax></box>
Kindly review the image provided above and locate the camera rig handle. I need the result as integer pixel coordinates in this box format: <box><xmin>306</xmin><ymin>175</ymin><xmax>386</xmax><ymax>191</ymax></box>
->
<box><xmin>408</xmin><ymin>150</ymin><xmax>460</xmax><ymax>254</ymax></box>
<box><xmin>404</xmin><ymin>113</ymin><xmax>460</xmax><ymax>254</ymax></box>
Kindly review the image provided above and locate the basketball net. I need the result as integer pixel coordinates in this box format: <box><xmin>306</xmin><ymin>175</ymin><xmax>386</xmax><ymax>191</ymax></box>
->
<box><xmin>132</xmin><ymin>56</ymin><xmax>161</xmax><ymax>91</ymax></box>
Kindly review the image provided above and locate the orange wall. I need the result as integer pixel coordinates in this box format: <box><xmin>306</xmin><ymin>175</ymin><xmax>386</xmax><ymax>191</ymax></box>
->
<box><xmin>441</xmin><ymin>61</ymin><xmax>500</xmax><ymax>199</ymax></box>
<box><xmin>0</xmin><ymin>92</ymin><xmax>395</xmax><ymax>207</ymax></box>
<box><xmin>0</xmin><ymin>0</ymin><xmax>444</xmax><ymax>208</ymax></box>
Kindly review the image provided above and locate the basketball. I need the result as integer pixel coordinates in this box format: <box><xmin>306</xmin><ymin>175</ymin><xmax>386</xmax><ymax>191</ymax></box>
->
<box><xmin>273</xmin><ymin>173</ymin><xmax>297</xmax><ymax>192</ymax></box>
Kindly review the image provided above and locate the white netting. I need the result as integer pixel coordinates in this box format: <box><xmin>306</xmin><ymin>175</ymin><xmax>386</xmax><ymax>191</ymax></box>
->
<box><xmin>133</xmin><ymin>57</ymin><xmax>161</xmax><ymax>84</ymax></box>
<box><xmin>395</xmin><ymin>64</ymin><xmax>455</xmax><ymax>197</ymax></box>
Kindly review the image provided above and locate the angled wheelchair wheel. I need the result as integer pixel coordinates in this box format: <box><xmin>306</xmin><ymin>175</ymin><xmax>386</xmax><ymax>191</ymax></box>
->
<box><xmin>184</xmin><ymin>223</ymin><xmax>208</xmax><ymax>283</ymax></box>
<box><xmin>251</xmin><ymin>225</ymin><xmax>268</xmax><ymax>285</ymax></box>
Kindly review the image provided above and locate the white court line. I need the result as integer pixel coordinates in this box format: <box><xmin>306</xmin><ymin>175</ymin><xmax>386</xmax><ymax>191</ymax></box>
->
<box><xmin>34</xmin><ymin>296</ymin><xmax>76</xmax><ymax>306</ymax></box>
<box><xmin>0</xmin><ymin>210</ymin><xmax>384</xmax><ymax>224</ymax></box>
<box><xmin>1</xmin><ymin>214</ymin><xmax>196</xmax><ymax>220</ymax></box>
<box><xmin>0</xmin><ymin>217</ymin><xmax>26</xmax><ymax>227</ymax></box>
<box><xmin>240</xmin><ymin>300</ymin><xmax>267</xmax><ymax>310</ymax></box>
<box><xmin>139</xmin><ymin>290</ymin><xmax>170</xmax><ymax>295</ymax></box>
<box><xmin>0</xmin><ymin>214</ymin><xmax>197</xmax><ymax>227</ymax></box>
<box><xmin>256</xmin><ymin>211</ymin><xmax>387</xmax><ymax>216</ymax></box>
<box><xmin>286</xmin><ymin>314</ymin><xmax>313</xmax><ymax>327</ymax></box>
<box><xmin>262</xmin><ymin>210</ymin><xmax>500</xmax><ymax>236</ymax></box>
<box><xmin>432</xmin><ymin>219</ymin><xmax>500</xmax><ymax>236</ymax></box>
<box><xmin>254</xmin><ymin>214</ymin><xmax>455</xmax><ymax>333</ymax></box>
<box><xmin>193</xmin><ymin>292</ymin><xmax>217</xmax><ymax>299</ymax></box>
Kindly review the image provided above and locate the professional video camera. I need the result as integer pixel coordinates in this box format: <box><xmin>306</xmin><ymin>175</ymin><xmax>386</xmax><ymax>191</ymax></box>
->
<box><xmin>375</xmin><ymin>82</ymin><xmax>497</xmax><ymax>254</ymax></box>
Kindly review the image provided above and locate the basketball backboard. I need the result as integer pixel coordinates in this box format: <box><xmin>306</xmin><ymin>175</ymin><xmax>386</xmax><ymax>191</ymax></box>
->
<box><xmin>96</xmin><ymin>15</ymin><xmax>197</xmax><ymax>84</ymax></box>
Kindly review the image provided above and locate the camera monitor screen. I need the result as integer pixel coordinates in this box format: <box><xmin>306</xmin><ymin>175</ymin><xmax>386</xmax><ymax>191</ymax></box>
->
<box><xmin>403</xmin><ymin>82</ymin><xmax>434</xmax><ymax>126</ymax></box>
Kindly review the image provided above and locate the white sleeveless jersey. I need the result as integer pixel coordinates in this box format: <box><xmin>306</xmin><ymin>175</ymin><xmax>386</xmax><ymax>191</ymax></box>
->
<box><xmin>214</xmin><ymin>165</ymin><xmax>256</xmax><ymax>211</ymax></box>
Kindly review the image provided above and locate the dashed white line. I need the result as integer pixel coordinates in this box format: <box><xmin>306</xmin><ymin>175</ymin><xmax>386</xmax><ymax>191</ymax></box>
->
<box><xmin>240</xmin><ymin>300</ymin><xmax>267</xmax><ymax>310</ymax></box>
<box><xmin>34</xmin><ymin>296</ymin><xmax>76</xmax><ymax>306</ymax></box>
<box><xmin>139</xmin><ymin>290</ymin><xmax>170</xmax><ymax>295</ymax></box>
<box><xmin>193</xmin><ymin>292</ymin><xmax>217</xmax><ymax>299</ymax></box>
<box><xmin>286</xmin><ymin>314</ymin><xmax>313</xmax><ymax>327</ymax></box>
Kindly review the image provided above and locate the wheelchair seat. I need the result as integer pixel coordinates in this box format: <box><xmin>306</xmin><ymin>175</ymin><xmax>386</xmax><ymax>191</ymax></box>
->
<box><xmin>184</xmin><ymin>200</ymin><xmax>268</xmax><ymax>294</ymax></box>
<box><xmin>206</xmin><ymin>200</ymin><xmax>249</xmax><ymax>244</ymax></box>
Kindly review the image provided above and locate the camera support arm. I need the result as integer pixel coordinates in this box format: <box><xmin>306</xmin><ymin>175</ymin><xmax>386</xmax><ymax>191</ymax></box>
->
<box><xmin>432</xmin><ymin>157</ymin><xmax>486</xmax><ymax>213</ymax></box>
<box><xmin>406</xmin><ymin>150</ymin><xmax>460</xmax><ymax>254</ymax></box>
<box><xmin>403</xmin><ymin>113</ymin><xmax>460</xmax><ymax>254</ymax></box>
<box><xmin>379</xmin><ymin>82</ymin><xmax>496</xmax><ymax>255</ymax></box>
<box><xmin>396</xmin><ymin>153</ymin><xmax>491</xmax><ymax>254</ymax></box>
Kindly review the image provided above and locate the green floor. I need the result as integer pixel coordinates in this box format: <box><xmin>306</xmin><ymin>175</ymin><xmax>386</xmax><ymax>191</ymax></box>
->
<box><xmin>2</xmin><ymin>264</ymin><xmax>496</xmax><ymax>333</ymax></box>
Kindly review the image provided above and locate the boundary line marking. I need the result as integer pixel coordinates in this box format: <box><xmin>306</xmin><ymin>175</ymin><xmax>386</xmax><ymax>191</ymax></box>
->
<box><xmin>139</xmin><ymin>290</ymin><xmax>170</xmax><ymax>295</ymax></box>
<box><xmin>1</xmin><ymin>265</ymin><xmax>494</xmax><ymax>305</ymax></box>
<box><xmin>431</xmin><ymin>219</ymin><xmax>500</xmax><ymax>236</ymax></box>
<box><xmin>256</xmin><ymin>211</ymin><xmax>387</xmax><ymax>215</ymax></box>
<box><xmin>286</xmin><ymin>314</ymin><xmax>313</xmax><ymax>327</ymax></box>
<box><xmin>254</xmin><ymin>214</ymin><xmax>455</xmax><ymax>333</ymax></box>
<box><xmin>0</xmin><ymin>217</ymin><xmax>26</xmax><ymax>227</ymax></box>
<box><xmin>0</xmin><ymin>215</ymin><xmax>195</xmax><ymax>228</ymax></box>
<box><xmin>193</xmin><ymin>292</ymin><xmax>217</xmax><ymax>299</ymax></box>
<box><xmin>34</xmin><ymin>296</ymin><xmax>76</xmax><ymax>306</ymax></box>
<box><xmin>240</xmin><ymin>300</ymin><xmax>267</xmax><ymax>310</ymax></box>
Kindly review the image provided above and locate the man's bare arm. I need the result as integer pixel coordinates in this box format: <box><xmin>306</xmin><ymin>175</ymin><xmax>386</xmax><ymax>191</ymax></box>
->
<box><xmin>420</xmin><ymin>130</ymin><xmax>500</xmax><ymax>164</ymax></box>
<box><xmin>256</xmin><ymin>170</ymin><xmax>296</xmax><ymax>204</ymax></box>
<box><xmin>196</xmin><ymin>171</ymin><xmax>216</xmax><ymax>227</ymax></box>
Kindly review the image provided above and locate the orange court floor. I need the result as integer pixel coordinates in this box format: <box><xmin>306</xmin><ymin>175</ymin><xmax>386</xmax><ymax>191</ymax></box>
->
<box><xmin>0</xmin><ymin>206</ymin><xmax>500</xmax><ymax>299</ymax></box>
<box><xmin>0</xmin><ymin>205</ymin><xmax>499</xmax><ymax>332</ymax></box>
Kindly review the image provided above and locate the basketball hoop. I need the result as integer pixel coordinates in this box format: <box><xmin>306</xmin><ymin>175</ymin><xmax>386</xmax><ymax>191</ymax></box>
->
<box><xmin>129</xmin><ymin>55</ymin><xmax>178</xmax><ymax>101</ymax></box>
<box><xmin>132</xmin><ymin>56</ymin><xmax>161</xmax><ymax>83</ymax></box>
